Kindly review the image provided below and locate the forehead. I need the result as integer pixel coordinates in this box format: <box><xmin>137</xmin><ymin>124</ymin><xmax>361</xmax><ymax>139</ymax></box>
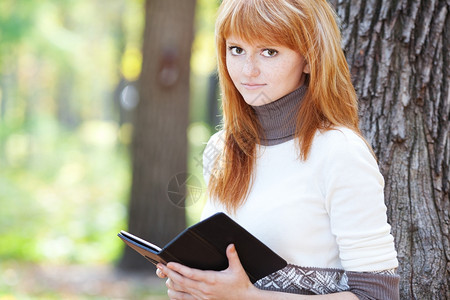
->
<box><xmin>225</xmin><ymin>34</ymin><xmax>286</xmax><ymax>48</ymax></box>
<box><xmin>219</xmin><ymin>0</ymin><xmax>299</xmax><ymax>49</ymax></box>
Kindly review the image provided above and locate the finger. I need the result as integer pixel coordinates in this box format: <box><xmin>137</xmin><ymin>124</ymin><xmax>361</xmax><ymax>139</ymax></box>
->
<box><xmin>165</xmin><ymin>278</ymin><xmax>185</xmax><ymax>293</ymax></box>
<box><xmin>156</xmin><ymin>268</ymin><xmax>166</xmax><ymax>278</ymax></box>
<box><xmin>167</xmin><ymin>288</ymin><xmax>196</xmax><ymax>300</ymax></box>
<box><xmin>226</xmin><ymin>244</ymin><xmax>244</xmax><ymax>271</ymax></box>
<box><xmin>162</xmin><ymin>263</ymin><xmax>198</xmax><ymax>291</ymax></box>
<box><xmin>167</xmin><ymin>262</ymin><xmax>211</xmax><ymax>282</ymax></box>
<box><xmin>156</xmin><ymin>264</ymin><xmax>167</xmax><ymax>278</ymax></box>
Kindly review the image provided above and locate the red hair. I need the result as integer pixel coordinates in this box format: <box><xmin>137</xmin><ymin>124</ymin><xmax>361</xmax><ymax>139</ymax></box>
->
<box><xmin>209</xmin><ymin>0</ymin><xmax>361</xmax><ymax>213</ymax></box>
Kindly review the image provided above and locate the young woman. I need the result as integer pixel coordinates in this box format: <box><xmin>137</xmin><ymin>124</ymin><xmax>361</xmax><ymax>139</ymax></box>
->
<box><xmin>157</xmin><ymin>0</ymin><xmax>400</xmax><ymax>299</ymax></box>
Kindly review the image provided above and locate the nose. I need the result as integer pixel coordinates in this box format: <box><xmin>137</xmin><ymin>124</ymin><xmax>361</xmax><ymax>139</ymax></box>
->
<box><xmin>242</xmin><ymin>56</ymin><xmax>260</xmax><ymax>77</ymax></box>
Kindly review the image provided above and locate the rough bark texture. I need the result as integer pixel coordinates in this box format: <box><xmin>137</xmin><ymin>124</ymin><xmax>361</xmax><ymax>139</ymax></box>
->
<box><xmin>119</xmin><ymin>0</ymin><xmax>196</xmax><ymax>270</ymax></box>
<box><xmin>330</xmin><ymin>0</ymin><xmax>449</xmax><ymax>298</ymax></box>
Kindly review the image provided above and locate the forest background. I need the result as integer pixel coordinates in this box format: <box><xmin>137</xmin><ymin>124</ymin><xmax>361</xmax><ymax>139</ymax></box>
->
<box><xmin>0</xmin><ymin>0</ymin><xmax>217</xmax><ymax>298</ymax></box>
<box><xmin>0</xmin><ymin>0</ymin><xmax>448</xmax><ymax>299</ymax></box>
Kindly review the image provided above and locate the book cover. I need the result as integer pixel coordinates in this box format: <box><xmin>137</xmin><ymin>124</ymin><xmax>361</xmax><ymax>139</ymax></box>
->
<box><xmin>118</xmin><ymin>212</ymin><xmax>287</xmax><ymax>283</ymax></box>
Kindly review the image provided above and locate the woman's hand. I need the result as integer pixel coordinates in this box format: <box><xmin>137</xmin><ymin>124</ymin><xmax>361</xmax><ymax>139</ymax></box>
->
<box><xmin>156</xmin><ymin>263</ymin><xmax>167</xmax><ymax>278</ymax></box>
<box><xmin>156</xmin><ymin>244</ymin><xmax>258</xmax><ymax>300</ymax></box>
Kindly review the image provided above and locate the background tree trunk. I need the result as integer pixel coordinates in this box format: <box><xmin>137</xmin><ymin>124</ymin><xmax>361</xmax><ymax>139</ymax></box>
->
<box><xmin>119</xmin><ymin>0</ymin><xmax>196</xmax><ymax>270</ymax></box>
<box><xmin>330</xmin><ymin>0</ymin><xmax>449</xmax><ymax>298</ymax></box>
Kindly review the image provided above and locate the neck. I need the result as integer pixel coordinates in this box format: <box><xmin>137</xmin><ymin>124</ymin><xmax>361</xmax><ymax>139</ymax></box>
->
<box><xmin>252</xmin><ymin>85</ymin><xmax>307</xmax><ymax>146</ymax></box>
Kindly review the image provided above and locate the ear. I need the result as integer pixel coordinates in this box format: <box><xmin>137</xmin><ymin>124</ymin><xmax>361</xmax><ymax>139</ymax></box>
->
<box><xmin>303</xmin><ymin>62</ymin><xmax>311</xmax><ymax>74</ymax></box>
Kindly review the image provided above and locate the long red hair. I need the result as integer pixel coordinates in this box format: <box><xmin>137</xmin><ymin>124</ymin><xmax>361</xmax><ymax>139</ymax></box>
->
<box><xmin>209</xmin><ymin>0</ymin><xmax>361</xmax><ymax>213</ymax></box>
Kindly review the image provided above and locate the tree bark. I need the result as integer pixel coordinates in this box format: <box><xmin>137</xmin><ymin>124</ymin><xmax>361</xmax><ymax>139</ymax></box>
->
<box><xmin>119</xmin><ymin>0</ymin><xmax>196</xmax><ymax>270</ymax></box>
<box><xmin>330</xmin><ymin>0</ymin><xmax>449</xmax><ymax>298</ymax></box>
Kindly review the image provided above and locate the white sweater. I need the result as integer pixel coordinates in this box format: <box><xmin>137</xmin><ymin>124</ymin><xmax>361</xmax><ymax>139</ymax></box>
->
<box><xmin>201</xmin><ymin>127</ymin><xmax>398</xmax><ymax>272</ymax></box>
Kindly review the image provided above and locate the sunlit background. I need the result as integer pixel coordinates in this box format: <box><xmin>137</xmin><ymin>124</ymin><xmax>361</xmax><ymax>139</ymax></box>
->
<box><xmin>0</xmin><ymin>0</ymin><xmax>218</xmax><ymax>298</ymax></box>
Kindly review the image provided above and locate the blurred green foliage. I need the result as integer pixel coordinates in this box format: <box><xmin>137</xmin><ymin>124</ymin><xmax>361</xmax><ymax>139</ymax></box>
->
<box><xmin>0</xmin><ymin>0</ymin><xmax>219</xmax><ymax>276</ymax></box>
<box><xmin>0</xmin><ymin>0</ymin><xmax>220</xmax><ymax>297</ymax></box>
<box><xmin>0</xmin><ymin>0</ymin><xmax>145</xmax><ymax>266</ymax></box>
<box><xmin>0</xmin><ymin>117</ymin><xmax>130</xmax><ymax>263</ymax></box>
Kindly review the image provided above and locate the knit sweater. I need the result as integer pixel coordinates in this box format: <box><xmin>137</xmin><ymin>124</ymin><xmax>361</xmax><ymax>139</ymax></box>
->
<box><xmin>200</xmin><ymin>87</ymin><xmax>399</xmax><ymax>299</ymax></box>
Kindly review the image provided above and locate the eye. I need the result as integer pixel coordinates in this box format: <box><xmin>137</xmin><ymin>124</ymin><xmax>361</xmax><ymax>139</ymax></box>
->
<box><xmin>261</xmin><ymin>49</ymin><xmax>278</xmax><ymax>57</ymax></box>
<box><xmin>228</xmin><ymin>46</ymin><xmax>245</xmax><ymax>56</ymax></box>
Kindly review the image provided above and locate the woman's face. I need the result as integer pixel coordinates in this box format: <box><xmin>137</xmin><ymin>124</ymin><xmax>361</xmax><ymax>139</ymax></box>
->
<box><xmin>226</xmin><ymin>34</ymin><xmax>309</xmax><ymax>106</ymax></box>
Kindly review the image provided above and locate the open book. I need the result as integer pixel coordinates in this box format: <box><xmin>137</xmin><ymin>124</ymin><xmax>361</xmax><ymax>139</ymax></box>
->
<box><xmin>118</xmin><ymin>212</ymin><xmax>287</xmax><ymax>283</ymax></box>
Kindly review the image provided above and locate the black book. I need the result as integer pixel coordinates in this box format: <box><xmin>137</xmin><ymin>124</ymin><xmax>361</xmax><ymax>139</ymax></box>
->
<box><xmin>118</xmin><ymin>212</ymin><xmax>287</xmax><ymax>283</ymax></box>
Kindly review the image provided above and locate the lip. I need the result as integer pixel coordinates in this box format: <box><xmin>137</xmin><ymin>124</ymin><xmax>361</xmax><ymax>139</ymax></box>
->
<box><xmin>242</xmin><ymin>83</ymin><xmax>266</xmax><ymax>90</ymax></box>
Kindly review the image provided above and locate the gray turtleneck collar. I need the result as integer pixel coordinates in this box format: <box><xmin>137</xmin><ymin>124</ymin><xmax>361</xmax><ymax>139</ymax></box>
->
<box><xmin>251</xmin><ymin>85</ymin><xmax>307</xmax><ymax>146</ymax></box>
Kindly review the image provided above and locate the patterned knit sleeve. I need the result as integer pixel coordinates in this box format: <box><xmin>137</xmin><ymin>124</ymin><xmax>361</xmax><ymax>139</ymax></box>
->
<box><xmin>254</xmin><ymin>264</ymin><xmax>399</xmax><ymax>299</ymax></box>
<box><xmin>346</xmin><ymin>269</ymin><xmax>400</xmax><ymax>299</ymax></box>
<box><xmin>254</xmin><ymin>265</ymin><xmax>400</xmax><ymax>299</ymax></box>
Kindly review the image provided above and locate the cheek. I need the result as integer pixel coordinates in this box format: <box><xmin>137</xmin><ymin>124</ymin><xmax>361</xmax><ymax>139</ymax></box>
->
<box><xmin>280</xmin><ymin>60</ymin><xmax>303</xmax><ymax>83</ymax></box>
<box><xmin>226</xmin><ymin>59</ymin><xmax>239</xmax><ymax>83</ymax></box>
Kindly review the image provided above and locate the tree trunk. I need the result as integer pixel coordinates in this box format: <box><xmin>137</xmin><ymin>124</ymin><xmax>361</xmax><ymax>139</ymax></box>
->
<box><xmin>330</xmin><ymin>0</ymin><xmax>449</xmax><ymax>298</ymax></box>
<box><xmin>119</xmin><ymin>0</ymin><xmax>196</xmax><ymax>270</ymax></box>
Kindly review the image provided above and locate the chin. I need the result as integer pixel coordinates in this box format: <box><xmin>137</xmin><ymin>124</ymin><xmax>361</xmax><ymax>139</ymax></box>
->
<box><xmin>243</xmin><ymin>97</ymin><xmax>271</xmax><ymax>107</ymax></box>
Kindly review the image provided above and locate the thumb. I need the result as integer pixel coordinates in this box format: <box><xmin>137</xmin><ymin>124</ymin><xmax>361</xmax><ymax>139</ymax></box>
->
<box><xmin>226</xmin><ymin>244</ymin><xmax>243</xmax><ymax>271</ymax></box>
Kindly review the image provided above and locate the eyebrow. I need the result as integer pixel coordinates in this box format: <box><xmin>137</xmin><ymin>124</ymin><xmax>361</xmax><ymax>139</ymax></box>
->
<box><xmin>226</xmin><ymin>41</ymin><xmax>277</xmax><ymax>48</ymax></box>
